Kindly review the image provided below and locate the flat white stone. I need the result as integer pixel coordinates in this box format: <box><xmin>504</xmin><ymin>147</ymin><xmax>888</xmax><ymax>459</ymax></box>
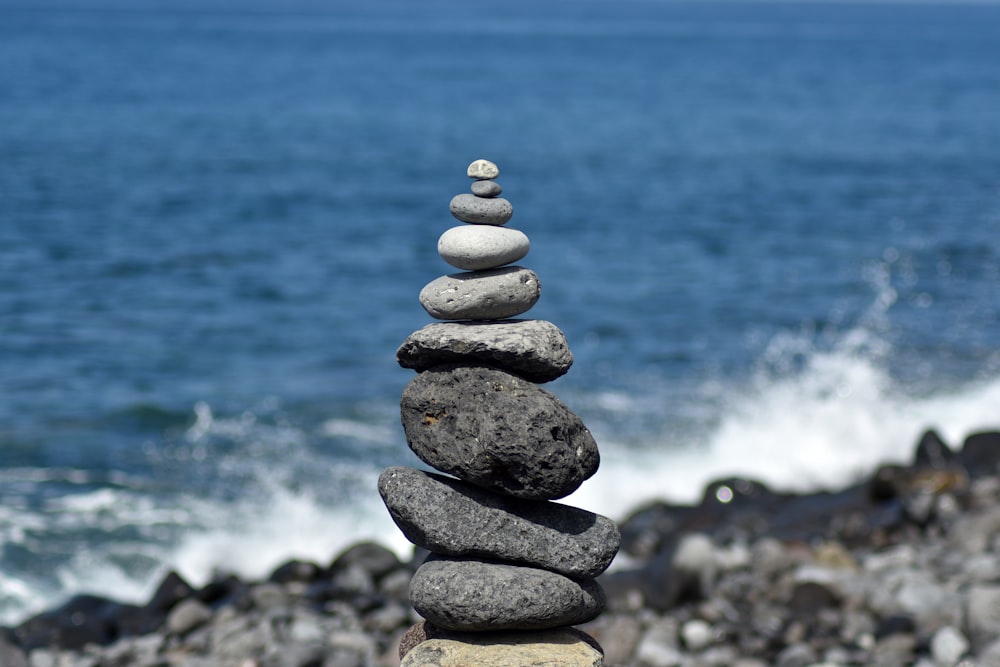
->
<box><xmin>419</xmin><ymin>266</ymin><xmax>541</xmax><ymax>321</ymax></box>
<box><xmin>437</xmin><ymin>225</ymin><xmax>529</xmax><ymax>271</ymax></box>
<box><xmin>467</xmin><ymin>159</ymin><xmax>499</xmax><ymax>180</ymax></box>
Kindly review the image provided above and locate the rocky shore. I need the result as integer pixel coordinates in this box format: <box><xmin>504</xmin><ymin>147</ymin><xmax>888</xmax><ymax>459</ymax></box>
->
<box><xmin>3</xmin><ymin>428</ymin><xmax>1000</xmax><ymax>667</ymax></box>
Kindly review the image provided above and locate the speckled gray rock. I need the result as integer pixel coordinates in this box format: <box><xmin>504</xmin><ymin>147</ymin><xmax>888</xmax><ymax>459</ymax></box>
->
<box><xmin>419</xmin><ymin>266</ymin><xmax>540</xmax><ymax>321</ymax></box>
<box><xmin>467</xmin><ymin>159</ymin><xmax>500</xmax><ymax>180</ymax></box>
<box><xmin>437</xmin><ymin>224</ymin><xmax>529</xmax><ymax>271</ymax></box>
<box><xmin>378</xmin><ymin>466</ymin><xmax>619</xmax><ymax>578</ymax></box>
<box><xmin>471</xmin><ymin>179</ymin><xmax>502</xmax><ymax>197</ymax></box>
<box><xmin>400</xmin><ymin>631</ymin><xmax>604</xmax><ymax>667</ymax></box>
<box><xmin>396</xmin><ymin>319</ymin><xmax>572</xmax><ymax>383</ymax></box>
<box><xmin>449</xmin><ymin>193</ymin><xmax>513</xmax><ymax>225</ymax></box>
<box><xmin>400</xmin><ymin>364</ymin><xmax>599</xmax><ymax>499</ymax></box>
<box><xmin>409</xmin><ymin>557</ymin><xmax>605</xmax><ymax>631</ymax></box>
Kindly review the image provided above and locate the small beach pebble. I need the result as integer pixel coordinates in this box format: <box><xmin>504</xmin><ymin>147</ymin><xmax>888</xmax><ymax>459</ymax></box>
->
<box><xmin>437</xmin><ymin>224</ymin><xmax>529</xmax><ymax>271</ymax></box>
<box><xmin>450</xmin><ymin>193</ymin><xmax>513</xmax><ymax>225</ymax></box>
<box><xmin>467</xmin><ymin>158</ymin><xmax>499</xmax><ymax>180</ymax></box>
<box><xmin>471</xmin><ymin>179</ymin><xmax>502</xmax><ymax>197</ymax></box>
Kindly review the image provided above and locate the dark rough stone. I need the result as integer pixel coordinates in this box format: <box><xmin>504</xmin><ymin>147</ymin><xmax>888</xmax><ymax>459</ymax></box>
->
<box><xmin>449</xmin><ymin>193</ymin><xmax>513</xmax><ymax>225</ymax></box>
<box><xmin>329</xmin><ymin>540</ymin><xmax>402</xmax><ymax>581</ymax></box>
<box><xmin>471</xmin><ymin>179</ymin><xmax>502</xmax><ymax>197</ymax></box>
<box><xmin>788</xmin><ymin>581</ymin><xmax>840</xmax><ymax>615</ymax></box>
<box><xmin>914</xmin><ymin>429</ymin><xmax>957</xmax><ymax>468</ymax></box>
<box><xmin>400</xmin><ymin>364</ymin><xmax>599</xmax><ymax>499</ymax></box>
<box><xmin>378</xmin><ymin>466</ymin><xmax>619</xmax><ymax>578</ymax></box>
<box><xmin>13</xmin><ymin>594</ymin><xmax>120</xmax><ymax>650</ymax></box>
<box><xmin>146</xmin><ymin>570</ymin><xmax>195</xmax><ymax>614</ymax></box>
<box><xmin>396</xmin><ymin>319</ymin><xmax>573</xmax><ymax>383</ymax></box>
<box><xmin>269</xmin><ymin>559</ymin><xmax>323</xmax><ymax>584</ymax></box>
<box><xmin>409</xmin><ymin>556</ymin><xmax>605</xmax><ymax>631</ymax></box>
<box><xmin>962</xmin><ymin>431</ymin><xmax>1000</xmax><ymax>478</ymax></box>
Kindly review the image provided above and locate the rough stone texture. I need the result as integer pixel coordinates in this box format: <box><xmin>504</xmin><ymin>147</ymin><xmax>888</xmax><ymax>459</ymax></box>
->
<box><xmin>471</xmin><ymin>179</ymin><xmax>502</xmax><ymax>197</ymax></box>
<box><xmin>466</xmin><ymin>159</ymin><xmax>500</xmax><ymax>180</ymax></box>
<box><xmin>419</xmin><ymin>266</ymin><xmax>540</xmax><ymax>321</ymax></box>
<box><xmin>400</xmin><ymin>364</ymin><xmax>599</xmax><ymax>499</ymax></box>
<box><xmin>398</xmin><ymin>622</ymin><xmax>604</xmax><ymax>660</ymax></box>
<box><xmin>399</xmin><ymin>631</ymin><xmax>604</xmax><ymax>667</ymax></box>
<box><xmin>449</xmin><ymin>193</ymin><xmax>513</xmax><ymax>225</ymax></box>
<box><xmin>396</xmin><ymin>319</ymin><xmax>573</xmax><ymax>383</ymax></box>
<box><xmin>409</xmin><ymin>556</ymin><xmax>606</xmax><ymax>631</ymax></box>
<box><xmin>378</xmin><ymin>466</ymin><xmax>620</xmax><ymax>578</ymax></box>
<box><xmin>437</xmin><ymin>224</ymin><xmax>529</xmax><ymax>271</ymax></box>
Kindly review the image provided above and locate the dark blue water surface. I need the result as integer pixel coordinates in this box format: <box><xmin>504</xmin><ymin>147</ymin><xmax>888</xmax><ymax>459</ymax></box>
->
<box><xmin>1</xmin><ymin>0</ymin><xmax>999</xmax><ymax>623</ymax></box>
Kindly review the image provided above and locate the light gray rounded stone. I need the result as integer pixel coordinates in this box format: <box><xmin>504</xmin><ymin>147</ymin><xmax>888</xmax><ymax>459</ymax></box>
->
<box><xmin>400</xmin><ymin>364</ymin><xmax>599</xmax><ymax>499</ymax></box>
<box><xmin>437</xmin><ymin>224</ymin><xmax>529</xmax><ymax>271</ymax></box>
<box><xmin>449</xmin><ymin>193</ymin><xmax>513</xmax><ymax>225</ymax></box>
<box><xmin>471</xmin><ymin>179</ymin><xmax>502</xmax><ymax>197</ymax></box>
<box><xmin>418</xmin><ymin>266</ymin><xmax>540</xmax><ymax>321</ymax></box>
<box><xmin>409</xmin><ymin>556</ymin><xmax>605</xmax><ymax>631</ymax></box>
<box><xmin>467</xmin><ymin>159</ymin><xmax>499</xmax><ymax>180</ymax></box>
<box><xmin>378</xmin><ymin>466</ymin><xmax>620</xmax><ymax>578</ymax></box>
<box><xmin>396</xmin><ymin>319</ymin><xmax>573</xmax><ymax>383</ymax></box>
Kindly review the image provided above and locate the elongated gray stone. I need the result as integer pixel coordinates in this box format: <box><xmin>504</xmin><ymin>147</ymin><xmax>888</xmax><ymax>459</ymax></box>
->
<box><xmin>400</xmin><ymin>364</ymin><xmax>599</xmax><ymax>499</ymax></box>
<box><xmin>450</xmin><ymin>193</ymin><xmax>513</xmax><ymax>225</ymax></box>
<box><xmin>437</xmin><ymin>224</ymin><xmax>529</xmax><ymax>271</ymax></box>
<box><xmin>400</xmin><ymin>631</ymin><xmax>604</xmax><ymax>667</ymax></box>
<box><xmin>409</xmin><ymin>557</ymin><xmax>605</xmax><ymax>631</ymax></box>
<box><xmin>396</xmin><ymin>319</ymin><xmax>573</xmax><ymax>383</ymax></box>
<box><xmin>419</xmin><ymin>266</ymin><xmax>540</xmax><ymax>321</ymax></box>
<box><xmin>471</xmin><ymin>179</ymin><xmax>502</xmax><ymax>197</ymax></box>
<box><xmin>378</xmin><ymin>467</ymin><xmax>620</xmax><ymax>578</ymax></box>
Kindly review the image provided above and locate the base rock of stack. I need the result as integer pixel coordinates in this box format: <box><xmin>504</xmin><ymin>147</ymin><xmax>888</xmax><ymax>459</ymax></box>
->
<box><xmin>399</xmin><ymin>630</ymin><xmax>604</xmax><ymax>667</ymax></box>
<box><xmin>419</xmin><ymin>266</ymin><xmax>540</xmax><ymax>321</ymax></box>
<box><xmin>396</xmin><ymin>319</ymin><xmax>573</xmax><ymax>383</ymax></box>
<box><xmin>379</xmin><ymin>466</ymin><xmax>620</xmax><ymax>578</ymax></box>
<box><xmin>400</xmin><ymin>364</ymin><xmax>599</xmax><ymax>500</ymax></box>
<box><xmin>409</xmin><ymin>556</ymin><xmax>605</xmax><ymax>632</ymax></box>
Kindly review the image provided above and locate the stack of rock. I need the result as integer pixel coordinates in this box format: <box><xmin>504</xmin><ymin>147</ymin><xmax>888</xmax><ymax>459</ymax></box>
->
<box><xmin>379</xmin><ymin>159</ymin><xmax>620</xmax><ymax>667</ymax></box>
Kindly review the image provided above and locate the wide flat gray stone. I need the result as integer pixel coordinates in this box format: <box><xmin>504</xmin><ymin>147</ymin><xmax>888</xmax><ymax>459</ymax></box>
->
<box><xmin>378</xmin><ymin>466</ymin><xmax>620</xmax><ymax>578</ymax></box>
<box><xmin>419</xmin><ymin>266</ymin><xmax>540</xmax><ymax>321</ymax></box>
<box><xmin>409</xmin><ymin>557</ymin><xmax>605</xmax><ymax>631</ymax></box>
<box><xmin>400</xmin><ymin>630</ymin><xmax>604</xmax><ymax>667</ymax></box>
<box><xmin>449</xmin><ymin>193</ymin><xmax>513</xmax><ymax>225</ymax></box>
<box><xmin>396</xmin><ymin>319</ymin><xmax>573</xmax><ymax>383</ymax></box>
<box><xmin>400</xmin><ymin>364</ymin><xmax>599</xmax><ymax>499</ymax></box>
<box><xmin>437</xmin><ymin>224</ymin><xmax>529</xmax><ymax>271</ymax></box>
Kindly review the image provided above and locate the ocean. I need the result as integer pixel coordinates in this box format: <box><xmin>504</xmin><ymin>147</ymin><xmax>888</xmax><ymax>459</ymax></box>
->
<box><xmin>1</xmin><ymin>0</ymin><xmax>999</xmax><ymax>626</ymax></box>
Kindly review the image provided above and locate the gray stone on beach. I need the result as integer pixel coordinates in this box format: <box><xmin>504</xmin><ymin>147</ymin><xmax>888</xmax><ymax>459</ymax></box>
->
<box><xmin>437</xmin><ymin>224</ymin><xmax>529</xmax><ymax>271</ymax></box>
<box><xmin>409</xmin><ymin>556</ymin><xmax>605</xmax><ymax>631</ymax></box>
<box><xmin>449</xmin><ymin>193</ymin><xmax>513</xmax><ymax>225</ymax></box>
<box><xmin>471</xmin><ymin>179</ymin><xmax>502</xmax><ymax>197</ymax></box>
<box><xmin>378</xmin><ymin>466</ymin><xmax>620</xmax><ymax>578</ymax></box>
<box><xmin>396</xmin><ymin>319</ymin><xmax>573</xmax><ymax>383</ymax></box>
<box><xmin>419</xmin><ymin>266</ymin><xmax>540</xmax><ymax>321</ymax></box>
<box><xmin>467</xmin><ymin>159</ymin><xmax>500</xmax><ymax>180</ymax></box>
<box><xmin>400</xmin><ymin>364</ymin><xmax>599</xmax><ymax>499</ymax></box>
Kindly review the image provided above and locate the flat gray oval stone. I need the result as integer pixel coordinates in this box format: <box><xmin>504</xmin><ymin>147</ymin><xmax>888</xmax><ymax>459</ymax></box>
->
<box><xmin>437</xmin><ymin>225</ymin><xmax>529</xmax><ymax>271</ymax></box>
<box><xmin>396</xmin><ymin>319</ymin><xmax>573</xmax><ymax>383</ymax></box>
<box><xmin>450</xmin><ymin>193</ymin><xmax>513</xmax><ymax>225</ymax></box>
<box><xmin>379</xmin><ymin>467</ymin><xmax>620</xmax><ymax>578</ymax></box>
<box><xmin>471</xmin><ymin>179</ymin><xmax>502</xmax><ymax>197</ymax></box>
<box><xmin>467</xmin><ymin>159</ymin><xmax>499</xmax><ymax>180</ymax></box>
<box><xmin>400</xmin><ymin>364</ymin><xmax>599</xmax><ymax>499</ymax></box>
<box><xmin>409</xmin><ymin>557</ymin><xmax>605</xmax><ymax>631</ymax></box>
<box><xmin>419</xmin><ymin>266</ymin><xmax>540</xmax><ymax>321</ymax></box>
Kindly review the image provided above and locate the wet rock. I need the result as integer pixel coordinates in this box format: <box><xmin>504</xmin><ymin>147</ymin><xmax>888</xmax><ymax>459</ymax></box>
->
<box><xmin>396</xmin><ymin>319</ymin><xmax>573</xmax><ymax>383</ymax></box>
<box><xmin>400</xmin><ymin>364</ymin><xmax>599</xmax><ymax>499</ymax></box>
<box><xmin>379</xmin><ymin>466</ymin><xmax>619</xmax><ymax>578</ymax></box>
<box><xmin>13</xmin><ymin>594</ymin><xmax>120</xmax><ymax>650</ymax></box>
<box><xmin>409</xmin><ymin>556</ymin><xmax>605</xmax><ymax>631</ymax></box>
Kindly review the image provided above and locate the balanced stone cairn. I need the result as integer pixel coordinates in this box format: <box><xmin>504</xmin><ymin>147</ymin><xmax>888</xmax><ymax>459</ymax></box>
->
<box><xmin>379</xmin><ymin>159</ymin><xmax>620</xmax><ymax>667</ymax></box>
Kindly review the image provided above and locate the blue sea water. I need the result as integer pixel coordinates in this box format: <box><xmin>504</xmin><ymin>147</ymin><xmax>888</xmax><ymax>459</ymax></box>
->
<box><xmin>2</xmin><ymin>0</ymin><xmax>1000</xmax><ymax>624</ymax></box>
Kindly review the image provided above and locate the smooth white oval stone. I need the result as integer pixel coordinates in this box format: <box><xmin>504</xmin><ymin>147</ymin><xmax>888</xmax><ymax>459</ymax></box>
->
<box><xmin>467</xmin><ymin>159</ymin><xmax>499</xmax><ymax>180</ymax></box>
<box><xmin>419</xmin><ymin>266</ymin><xmax>541</xmax><ymax>321</ymax></box>
<box><xmin>437</xmin><ymin>225</ymin><xmax>529</xmax><ymax>271</ymax></box>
